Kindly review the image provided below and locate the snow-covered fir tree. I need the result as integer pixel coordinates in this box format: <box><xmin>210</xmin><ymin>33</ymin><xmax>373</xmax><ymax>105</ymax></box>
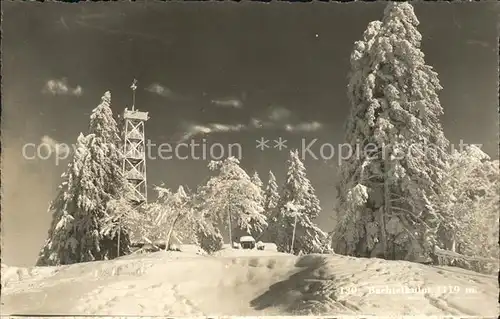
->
<box><xmin>275</xmin><ymin>150</ymin><xmax>327</xmax><ymax>255</ymax></box>
<box><xmin>160</xmin><ymin>185</ymin><xmax>197</xmax><ymax>248</ymax></box>
<box><xmin>130</xmin><ymin>187</ymin><xmax>170</xmax><ymax>244</ymax></box>
<box><xmin>194</xmin><ymin>216</ymin><xmax>224</xmax><ymax>254</ymax></box>
<box><xmin>130</xmin><ymin>186</ymin><xmax>206</xmax><ymax>249</ymax></box>
<box><xmin>71</xmin><ymin>133</ymin><xmax>110</xmax><ymax>262</ymax></box>
<box><xmin>199</xmin><ymin>157</ymin><xmax>267</xmax><ymax>246</ymax></box>
<box><xmin>37</xmin><ymin>92</ymin><xmax>129</xmax><ymax>265</ymax></box>
<box><xmin>128</xmin><ymin>202</ymin><xmax>168</xmax><ymax>245</ymax></box>
<box><xmin>261</xmin><ymin>170</ymin><xmax>281</xmax><ymax>242</ymax></box>
<box><xmin>251</xmin><ymin>171</ymin><xmax>265</xmax><ymax>211</ymax></box>
<box><xmin>163</xmin><ymin>186</ymin><xmax>195</xmax><ymax>248</ymax></box>
<box><xmin>190</xmin><ymin>185</ymin><xmax>224</xmax><ymax>253</ymax></box>
<box><xmin>251</xmin><ymin>171</ymin><xmax>264</xmax><ymax>191</ymax></box>
<box><xmin>37</xmin><ymin>133</ymin><xmax>90</xmax><ymax>266</ymax></box>
<box><xmin>78</xmin><ymin>91</ymin><xmax>130</xmax><ymax>260</ymax></box>
<box><xmin>333</xmin><ymin>3</ymin><xmax>450</xmax><ymax>261</ymax></box>
<box><xmin>128</xmin><ymin>185</ymin><xmax>198</xmax><ymax>250</ymax></box>
<box><xmin>100</xmin><ymin>193</ymin><xmax>137</xmax><ymax>259</ymax></box>
<box><xmin>437</xmin><ymin>145</ymin><xmax>499</xmax><ymax>262</ymax></box>
<box><xmin>264</xmin><ymin>171</ymin><xmax>280</xmax><ymax>215</ymax></box>
<box><xmin>280</xmin><ymin>150</ymin><xmax>322</xmax><ymax>219</ymax></box>
<box><xmin>248</xmin><ymin>171</ymin><xmax>266</xmax><ymax>237</ymax></box>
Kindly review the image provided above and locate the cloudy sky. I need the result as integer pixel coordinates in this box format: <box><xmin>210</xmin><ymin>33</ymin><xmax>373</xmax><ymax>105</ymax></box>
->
<box><xmin>2</xmin><ymin>2</ymin><xmax>498</xmax><ymax>266</ymax></box>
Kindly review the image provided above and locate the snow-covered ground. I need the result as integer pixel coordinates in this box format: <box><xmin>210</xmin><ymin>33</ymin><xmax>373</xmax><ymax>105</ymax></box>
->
<box><xmin>1</xmin><ymin>245</ymin><xmax>498</xmax><ymax>317</ymax></box>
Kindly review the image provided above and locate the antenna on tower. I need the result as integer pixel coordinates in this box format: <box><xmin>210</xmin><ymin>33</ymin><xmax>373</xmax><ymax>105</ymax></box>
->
<box><xmin>130</xmin><ymin>79</ymin><xmax>138</xmax><ymax>111</ymax></box>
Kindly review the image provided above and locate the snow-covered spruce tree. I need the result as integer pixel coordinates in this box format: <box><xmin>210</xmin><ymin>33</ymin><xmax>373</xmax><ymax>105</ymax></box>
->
<box><xmin>128</xmin><ymin>187</ymin><xmax>173</xmax><ymax>245</ymax></box>
<box><xmin>127</xmin><ymin>185</ymin><xmax>198</xmax><ymax>250</ymax></box>
<box><xmin>70</xmin><ymin>134</ymin><xmax>111</xmax><ymax>262</ymax></box>
<box><xmin>164</xmin><ymin>186</ymin><xmax>192</xmax><ymax>248</ymax></box>
<box><xmin>264</xmin><ymin>171</ymin><xmax>280</xmax><ymax>213</ymax></box>
<box><xmin>38</xmin><ymin>92</ymin><xmax>130</xmax><ymax>265</ymax></box>
<box><xmin>332</xmin><ymin>3</ymin><xmax>449</xmax><ymax>261</ymax></box>
<box><xmin>248</xmin><ymin>171</ymin><xmax>265</xmax><ymax>238</ymax></box>
<box><xmin>100</xmin><ymin>194</ymin><xmax>137</xmax><ymax>259</ymax></box>
<box><xmin>195</xmin><ymin>218</ymin><xmax>224</xmax><ymax>254</ymax></box>
<box><xmin>251</xmin><ymin>171</ymin><xmax>264</xmax><ymax>207</ymax></box>
<box><xmin>128</xmin><ymin>203</ymin><xmax>166</xmax><ymax>245</ymax></box>
<box><xmin>36</xmin><ymin>134</ymin><xmax>90</xmax><ymax>266</ymax></box>
<box><xmin>260</xmin><ymin>170</ymin><xmax>281</xmax><ymax>242</ymax></box>
<box><xmin>134</xmin><ymin>183</ymin><xmax>220</xmax><ymax>253</ymax></box>
<box><xmin>275</xmin><ymin>150</ymin><xmax>327</xmax><ymax>255</ymax></box>
<box><xmin>83</xmin><ymin>91</ymin><xmax>130</xmax><ymax>260</ymax></box>
<box><xmin>199</xmin><ymin>157</ymin><xmax>267</xmax><ymax>246</ymax></box>
<box><xmin>190</xmin><ymin>185</ymin><xmax>224</xmax><ymax>253</ymax></box>
<box><xmin>466</xmin><ymin>159</ymin><xmax>499</xmax><ymax>265</ymax></box>
<box><xmin>251</xmin><ymin>171</ymin><xmax>264</xmax><ymax>189</ymax></box>
<box><xmin>158</xmin><ymin>185</ymin><xmax>197</xmax><ymax>249</ymax></box>
<box><xmin>437</xmin><ymin>146</ymin><xmax>499</xmax><ymax>265</ymax></box>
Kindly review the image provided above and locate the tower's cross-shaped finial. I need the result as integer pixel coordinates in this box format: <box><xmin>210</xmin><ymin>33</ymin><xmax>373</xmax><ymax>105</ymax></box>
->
<box><xmin>130</xmin><ymin>79</ymin><xmax>138</xmax><ymax>110</ymax></box>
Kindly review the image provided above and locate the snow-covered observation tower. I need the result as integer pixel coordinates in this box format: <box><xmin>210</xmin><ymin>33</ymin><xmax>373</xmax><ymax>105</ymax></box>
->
<box><xmin>122</xmin><ymin>79</ymin><xmax>149</xmax><ymax>205</ymax></box>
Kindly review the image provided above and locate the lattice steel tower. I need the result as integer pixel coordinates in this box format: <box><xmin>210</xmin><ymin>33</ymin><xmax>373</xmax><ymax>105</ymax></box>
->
<box><xmin>122</xmin><ymin>79</ymin><xmax>149</xmax><ymax>205</ymax></box>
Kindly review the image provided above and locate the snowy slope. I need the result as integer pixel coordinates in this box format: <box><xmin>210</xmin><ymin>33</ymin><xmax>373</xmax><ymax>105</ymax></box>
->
<box><xmin>1</xmin><ymin>247</ymin><xmax>498</xmax><ymax>317</ymax></box>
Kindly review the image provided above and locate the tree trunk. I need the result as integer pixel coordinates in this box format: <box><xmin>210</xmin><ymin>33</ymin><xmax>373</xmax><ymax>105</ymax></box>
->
<box><xmin>451</xmin><ymin>234</ymin><xmax>456</xmax><ymax>253</ymax></box>
<box><xmin>290</xmin><ymin>213</ymin><xmax>298</xmax><ymax>254</ymax></box>
<box><xmin>117</xmin><ymin>224</ymin><xmax>121</xmax><ymax>258</ymax></box>
<box><xmin>166</xmin><ymin>214</ymin><xmax>182</xmax><ymax>251</ymax></box>
<box><xmin>228</xmin><ymin>210</ymin><xmax>233</xmax><ymax>248</ymax></box>
<box><xmin>381</xmin><ymin>160</ymin><xmax>390</xmax><ymax>259</ymax></box>
<box><xmin>227</xmin><ymin>190</ymin><xmax>234</xmax><ymax>248</ymax></box>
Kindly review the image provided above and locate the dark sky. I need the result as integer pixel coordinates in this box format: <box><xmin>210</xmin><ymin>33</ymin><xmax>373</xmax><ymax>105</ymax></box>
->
<box><xmin>2</xmin><ymin>2</ymin><xmax>498</xmax><ymax>266</ymax></box>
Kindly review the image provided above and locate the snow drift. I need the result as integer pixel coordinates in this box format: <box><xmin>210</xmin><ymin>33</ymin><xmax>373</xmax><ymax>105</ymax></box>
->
<box><xmin>1</xmin><ymin>248</ymin><xmax>498</xmax><ymax>317</ymax></box>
